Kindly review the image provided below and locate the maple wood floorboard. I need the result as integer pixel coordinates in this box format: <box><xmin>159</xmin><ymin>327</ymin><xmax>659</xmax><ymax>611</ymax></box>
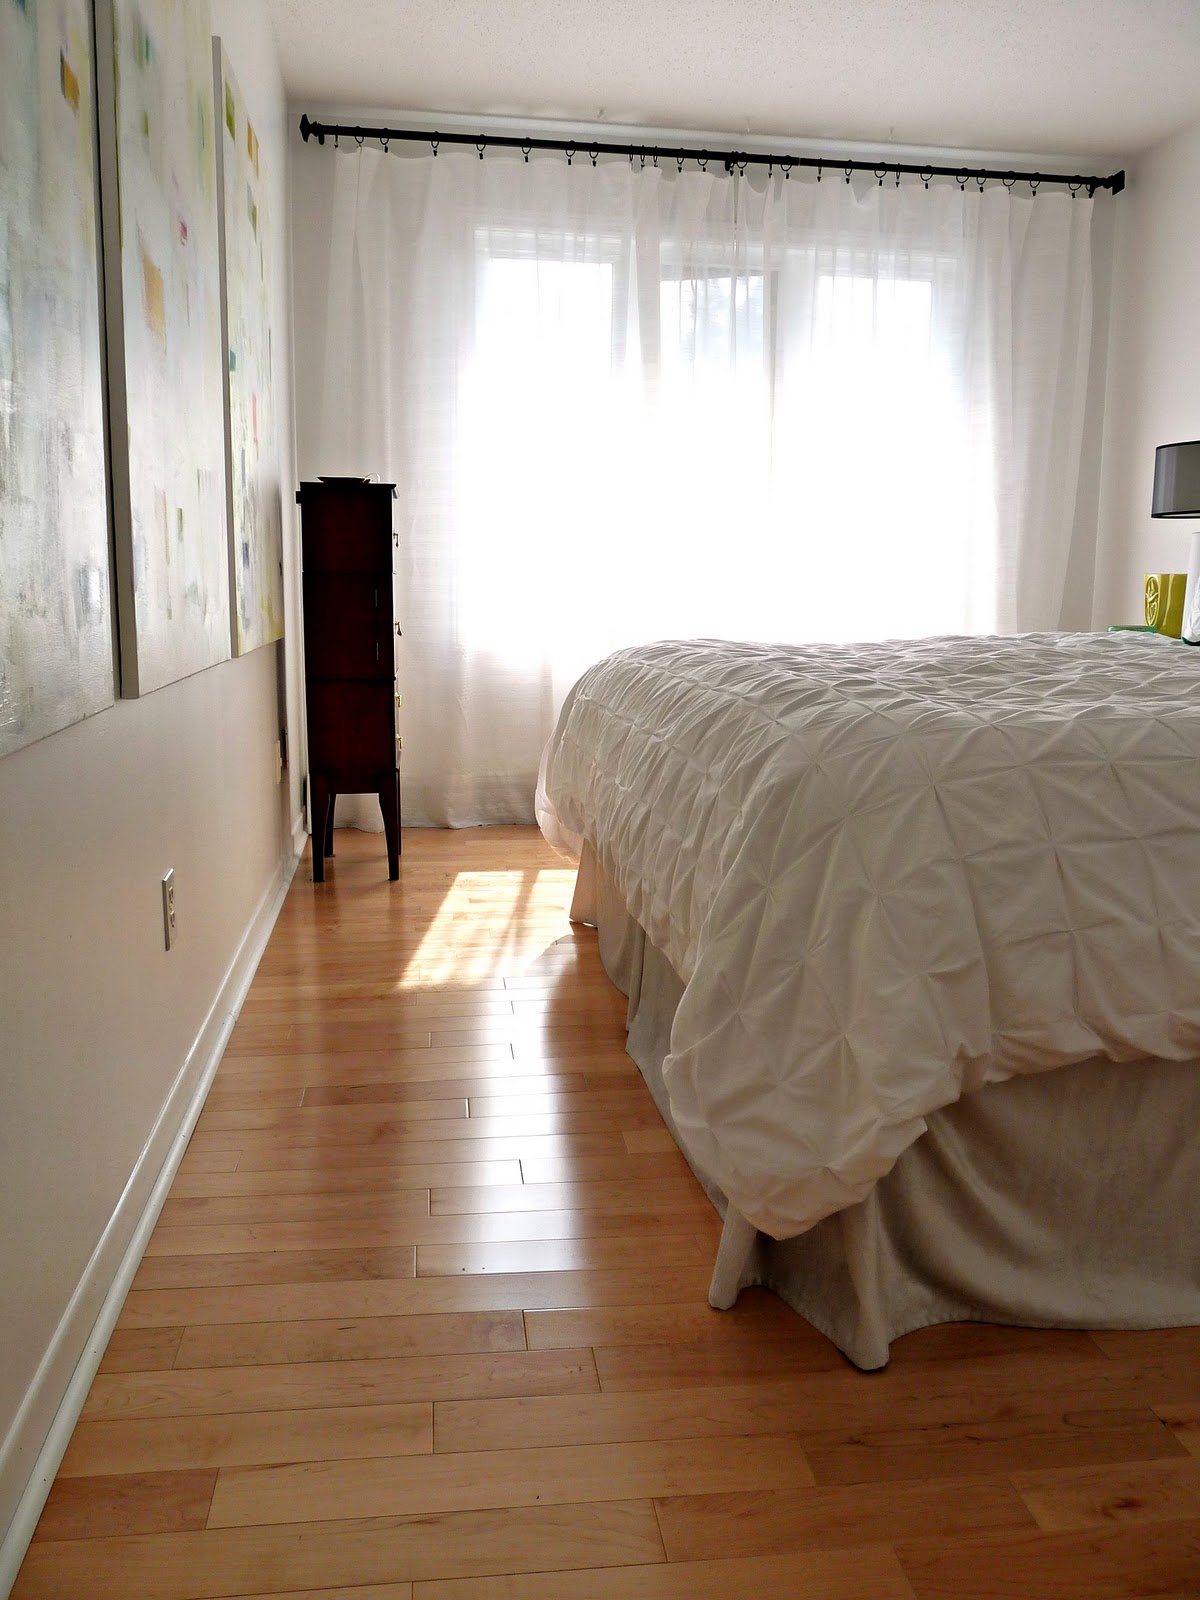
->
<box><xmin>411</xmin><ymin>1548</ymin><xmax>917</xmax><ymax>1600</ymax></box>
<box><xmin>268</xmin><ymin>1587</ymin><xmax>413</xmax><ymax>1600</ymax></box>
<box><xmin>17</xmin><ymin>825</ymin><xmax>1200</xmax><ymax>1600</ymax></box>
<box><xmin>130</xmin><ymin>1243</ymin><xmax>419</xmax><ymax>1291</ymax></box>
<box><xmin>205</xmin><ymin>1433</ymin><xmax>818</xmax><ymax>1530</ymax></box>
<box><xmin>12</xmin><ymin>1501</ymin><xmax>665</xmax><ymax>1598</ymax></box>
<box><xmin>172</xmin><ymin>1309</ymin><xmax>527</xmax><ymax>1370</ymax></box>
<box><xmin>654</xmin><ymin>1474</ymin><xmax>1037</xmax><ymax>1562</ymax></box>
<box><xmin>31</xmin><ymin>1470</ymin><xmax>218</xmax><ymax>1542</ymax></box>
<box><xmin>59</xmin><ymin>1402</ymin><xmax>433</xmax><ymax>1478</ymax></box>
<box><xmin>187</xmin><ymin>1128</ymin><xmax>638</xmax><ymax>1164</ymax></box>
<box><xmin>97</xmin><ymin>1326</ymin><xmax>185</xmax><ymax>1374</ymax></box>
<box><xmin>1010</xmin><ymin>1455</ymin><xmax>1200</xmax><ymax>1533</ymax></box>
<box><xmin>167</xmin><ymin>1160</ymin><xmax>523</xmax><ymax>1199</ymax></box>
<box><xmin>80</xmin><ymin>1348</ymin><xmax>599</xmax><ymax>1421</ymax></box>
<box><xmin>1157</xmin><ymin>1402</ymin><xmax>1200</xmax><ymax>1455</ymax></box>
<box><xmin>118</xmin><ymin>1262</ymin><xmax>717</xmax><ymax>1331</ymax></box>
<box><xmin>894</xmin><ymin>1520</ymin><xmax>1200</xmax><ymax>1599</ymax></box>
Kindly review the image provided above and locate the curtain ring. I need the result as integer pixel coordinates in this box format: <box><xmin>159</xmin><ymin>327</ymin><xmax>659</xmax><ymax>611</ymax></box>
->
<box><xmin>1029</xmin><ymin>176</ymin><xmax>1040</xmax><ymax>194</ymax></box>
<box><xmin>430</xmin><ymin>135</ymin><xmax>439</xmax><ymax>157</ymax></box>
<box><xmin>652</xmin><ymin>151</ymin><xmax>659</xmax><ymax>167</ymax></box>
<box><xmin>522</xmin><ymin>141</ymin><xmax>531</xmax><ymax>163</ymax></box>
<box><xmin>844</xmin><ymin>163</ymin><xmax>853</xmax><ymax>184</ymax></box>
<box><xmin>697</xmin><ymin>152</ymin><xmax>708</xmax><ymax>171</ymax></box>
<box><xmin>380</xmin><ymin>136</ymin><xmax>389</xmax><ymax>153</ymax></box>
<box><xmin>476</xmin><ymin>139</ymin><xmax>486</xmax><ymax>160</ymax></box>
<box><xmin>919</xmin><ymin>166</ymin><xmax>932</xmax><ymax>189</ymax></box>
<box><xmin>639</xmin><ymin>148</ymin><xmax>646</xmax><ymax>168</ymax></box>
<box><xmin>894</xmin><ymin>167</ymin><xmax>900</xmax><ymax>187</ymax></box>
<box><xmin>565</xmin><ymin>142</ymin><xmax>575</xmax><ymax>166</ymax></box>
<box><xmin>816</xmin><ymin>161</ymin><xmax>822</xmax><ymax>182</ymax></box>
<box><xmin>676</xmin><ymin>153</ymin><xmax>685</xmax><ymax>172</ymax></box>
<box><xmin>589</xmin><ymin>143</ymin><xmax>599</xmax><ymax>167</ymax></box>
<box><xmin>1002</xmin><ymin>175</ymin><xmax>1016</xmax><ymax>190</ymax></box>
<box><xmin>874</xmin><ymin>165</ymin><xmax>886</xmax><ymax>186</ymax></box>
<box><xmin>354</xmin><ymin>133</ymin><xmax>364</xmax><ymax>149</ymax></box>
<box><xmin>976</xmin><ymin>175</ymin><xmax>986</xmax><ymax>191</ymax></box>
<box><xmin>783</xmin><ymin>155</ymin><xmax>793</xmax><ymax>180</ymax></box>
<box><xmin>735</xmin><ymin>157</ymin><xmax>748</xmax><ymax>175</ymax></box>
<box><xmin>333</xmin><ymin>133</ymin><xmax>339</xmax><ymax>150</ymax></box>
<box><xmin>955</xmin><ymin>170</ymin><xmax>967</xmax><ymax>190</ymax></box>
<box><xmin>1068</xmin><ymin>179</ymin><xmax>1083</xmax><ymax>198</ymax></box>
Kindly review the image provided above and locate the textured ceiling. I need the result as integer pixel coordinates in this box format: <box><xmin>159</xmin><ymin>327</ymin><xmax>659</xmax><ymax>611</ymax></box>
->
<box><xmin>266</xmin><ymin>0</ymin><xmax>1200</xmax><ymax>159</ymax></box>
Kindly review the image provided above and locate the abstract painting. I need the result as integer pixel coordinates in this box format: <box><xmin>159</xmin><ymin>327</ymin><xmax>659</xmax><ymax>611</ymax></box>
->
<box><xmin>214</xmin><ymin>38</ymin><xmax>284</xmax><ymax>655</ymax></box>
<box><xmin>100</xmin><ymin>0</ymin><xmax>229</xmax><ymax>695</ymax></box>
<box><xmin>0</xmin><ymin>0</ymin><xmax>113</xmax><ymax>759</ymax></box>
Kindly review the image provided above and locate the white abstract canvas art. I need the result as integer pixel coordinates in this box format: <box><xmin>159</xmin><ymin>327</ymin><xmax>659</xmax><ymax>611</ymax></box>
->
<box><xmin>214</xmin><ymin>39</ymin><xmax>284</xmax><ymax>655</ymax></box>
<box><xmin>100</xmin><ymin>0</ymin><xmax>230</xmax><ymax>696</ymax></box>
<box><xmin>0</xmin><ymin>0</ymin><xmax>113</xmax><ymax>759</ymax></box>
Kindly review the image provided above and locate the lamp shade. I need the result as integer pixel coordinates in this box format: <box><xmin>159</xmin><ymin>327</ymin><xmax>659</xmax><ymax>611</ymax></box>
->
<box><xmin>1151</xmin><ymin>440</ymin><xmax>1200</xmax><ymax>517</ymax></box>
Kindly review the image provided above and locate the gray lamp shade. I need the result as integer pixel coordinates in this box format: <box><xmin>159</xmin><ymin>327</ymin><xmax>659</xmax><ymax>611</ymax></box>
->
<box><xmin>1151</xmin><ymin>440</ymin><xmax>1200</xmax><ymax>517</ymax></box>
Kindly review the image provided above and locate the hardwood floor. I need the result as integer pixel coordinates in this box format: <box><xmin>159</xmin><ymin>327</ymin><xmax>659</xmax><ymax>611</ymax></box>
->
<box><xmin>14</xmin><ymin>825</ymin><xmax>1200</xmax><ymax>1598</ymax></box>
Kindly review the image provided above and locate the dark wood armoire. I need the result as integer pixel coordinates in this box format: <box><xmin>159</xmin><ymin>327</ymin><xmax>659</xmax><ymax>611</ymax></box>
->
<box><xmin>297</xmin><ymin>480</ymin><xmax>400</xmax><ymax>882</ymax></box>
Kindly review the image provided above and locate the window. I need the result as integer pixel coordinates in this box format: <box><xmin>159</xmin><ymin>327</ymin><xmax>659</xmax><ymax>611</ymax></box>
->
<box><xmin>454</xmin><ymin>228</ymin><xmax>982</xmax><ymax>670</ymax></box>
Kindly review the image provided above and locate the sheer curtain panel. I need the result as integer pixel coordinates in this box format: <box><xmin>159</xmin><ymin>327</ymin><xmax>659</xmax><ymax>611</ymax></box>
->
<box><xmin>296</xmin><ymin>147</ymin><xmax>1099</xmax><ymax>826</ymax></box>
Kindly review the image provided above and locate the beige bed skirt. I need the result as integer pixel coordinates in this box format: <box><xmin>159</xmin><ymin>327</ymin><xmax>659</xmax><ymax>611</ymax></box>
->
<box><xmin>574</xmin><ymin>843</ymin><xmax>1200</xmax><ymax>1370</ymax></box>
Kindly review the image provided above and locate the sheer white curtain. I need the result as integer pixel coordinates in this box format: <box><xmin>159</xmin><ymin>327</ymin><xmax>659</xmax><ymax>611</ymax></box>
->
<box><xmin>301</xmin><ymin>147</ymin><xmax>1097</xmax><ymax>825</ymax></box>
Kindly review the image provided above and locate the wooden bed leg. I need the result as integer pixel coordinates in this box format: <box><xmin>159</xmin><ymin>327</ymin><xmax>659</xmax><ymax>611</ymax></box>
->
<box><xmin>708</xmin><ymin>1206</ymin><xmax>758</xmax><ymax>1309</ymax></box>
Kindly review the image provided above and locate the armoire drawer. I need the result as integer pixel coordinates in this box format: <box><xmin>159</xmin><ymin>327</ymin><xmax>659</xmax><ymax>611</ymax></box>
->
<box><xmin>303</xmin><ymin>573</ymin><xmax>394</xmax><ymax>678</ymax></box>
<box><xmin>305</xmin><ymin>681</ymin><xmax>397</xmax><ymax>772</ymax></box>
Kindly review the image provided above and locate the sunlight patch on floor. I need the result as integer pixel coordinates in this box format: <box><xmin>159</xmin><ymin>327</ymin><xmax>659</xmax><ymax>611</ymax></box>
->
<box><xmin>395</xmin><ymin>866</ymin><xmax>580</xmax><ymax>989</ymax></box>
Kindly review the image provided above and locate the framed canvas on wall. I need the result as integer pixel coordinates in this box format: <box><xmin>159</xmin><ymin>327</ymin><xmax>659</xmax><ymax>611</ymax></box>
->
<box><xmin>96</xmin><ymin>0</ymin><xmax>231</xmax><ymax>697</ymax></box>
<box><xmin>0</xmin><ymin>0</ymin><xmax>114</xmax><ymax>757</ymax></box>
<box><xmin>213</xmin><ymin>36</ymin><xmax>285</xmax><ymax>657</ymax></box>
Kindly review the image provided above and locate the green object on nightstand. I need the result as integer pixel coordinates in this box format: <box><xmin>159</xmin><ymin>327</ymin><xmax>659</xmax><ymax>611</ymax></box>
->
<box><xmin>1145</xmin><ymin>572</ymin><xmax>1188</xmax><ymax>636</ymax></box>
<box><xmin>1107</xmin><ymin>624</ymin><xmax>1196</xmax><ymax>644</ymax></box>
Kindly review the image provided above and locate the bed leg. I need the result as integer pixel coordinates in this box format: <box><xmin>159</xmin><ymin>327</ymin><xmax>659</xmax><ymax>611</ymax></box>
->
<box><xmin>708</xmin><ymin>1206</ymin><xmax>758</xmax><ymax>1309</ymax></box>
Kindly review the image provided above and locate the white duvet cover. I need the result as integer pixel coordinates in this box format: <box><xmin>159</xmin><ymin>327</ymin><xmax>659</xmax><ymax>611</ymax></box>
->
<box><xmin>537</xmin><ymin>633</ymin><xmax>1200</xmax><ymax>1239</ymax></box>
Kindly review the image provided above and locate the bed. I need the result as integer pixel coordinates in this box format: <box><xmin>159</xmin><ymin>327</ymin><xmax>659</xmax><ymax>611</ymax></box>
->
<box><xmin>536</xmin><ymin>632</ymin><xmax>1200</xmax><ymax>1369</ymax></box>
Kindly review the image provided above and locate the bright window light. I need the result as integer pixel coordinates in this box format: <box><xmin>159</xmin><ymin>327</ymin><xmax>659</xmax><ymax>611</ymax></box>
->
<box><xmin>453</xmin><ymin>237</ymin><xmax>990</xmax><ymax>670</ymax></box>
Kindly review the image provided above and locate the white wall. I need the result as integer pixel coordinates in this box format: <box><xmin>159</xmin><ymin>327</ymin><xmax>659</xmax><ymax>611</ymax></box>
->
<box><xmin>1094</xmin><ymin>115</ymin><xmax>1200</xmax><ymax>624</ymax></box>
<box><xmin>0</xmin><ymin>0</ymin><xmax>300</xmax><ymax>1573</ymax></box>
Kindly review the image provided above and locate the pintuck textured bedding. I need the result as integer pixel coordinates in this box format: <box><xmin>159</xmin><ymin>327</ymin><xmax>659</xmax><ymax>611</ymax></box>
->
<box><xmin>537</xmin><ymin>632</ymin><xmax>1200</xmax><ymax>1240</ymax></box>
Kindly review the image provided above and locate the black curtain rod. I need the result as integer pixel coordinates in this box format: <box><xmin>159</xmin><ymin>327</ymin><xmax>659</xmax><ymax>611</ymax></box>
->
<box><xmin>298</xmin><ymin>114</ymin><xmax>1125</xmax><ymax>196</ymax></box>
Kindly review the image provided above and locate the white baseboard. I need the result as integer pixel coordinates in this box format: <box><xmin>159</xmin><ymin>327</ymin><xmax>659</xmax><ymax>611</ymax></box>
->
<box><xmin>0</xmin><ymin>843</ymin><xmax>300</xmax><ymax>1597</ymax></box>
